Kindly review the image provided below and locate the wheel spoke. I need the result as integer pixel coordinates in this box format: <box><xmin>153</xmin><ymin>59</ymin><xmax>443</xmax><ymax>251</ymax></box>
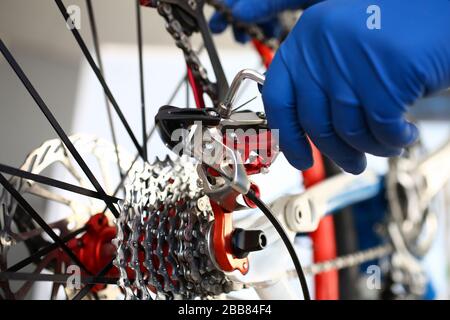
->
<box><xmin>50</xmin><ymin>262</ymin><xmax>62</xmax><ymax>299</ymax></box>
<box><xmin>136</xmin><ymin>0</ymin><xmax>148</xmax><ymax>162</ymax></box>
<box><xmin>167</xmin><ymin>45</ymin><xmax>205</xmax><ymax>105</ymax></box>
<box><xmin>100</xmin><ymin>49</ymin><xmax>206</xmax><ymax>208</ymax></box>
<box><xmin>0</xmin><ymin>173</ymin><xmax>91</xmax><ymax>274</ymax></box>
<box><xmin>0</xmin><ymin>272</ymin><xmax>118</xmax><ymax>285</ymax></box>
<box><xmin>231</xmin><ymin>96</ymin><xmax>258</xmax><ymax>114</ymax></box>
<box><xmin>100</xmin><ymin>126</ymin><xmax>157</xmax><ymax>214</ymax></box>
<box><xmin>54</xmin><ymin>0</ymin><xmax>144</xmax><ymax>159</ymax></box>
<box><xmin>186</xmin><ymin>75</ymin><xmax>190</xmax><ymax>107</ymax></box>
<box><xmin>62</xmin><ymin>152</ymin><xmax>90</xmax><ymax>188</ymax></box>
<box><xmin>13</xmin><ymin>252</ymin><xmax>58</xmax><ymax>299</ymax></box>
<box><xmin>0</xmin><ymin>163</ymin><xmax>121</xmax><ymax>203</ymax></box>
<box><xmin>27</xmin><ymin>184</ymin><xmax>71</xmax><ymax>205</ymax></box>
<box><xmin>0</xmin><ymin>39</ymin><xmax>120</xmax><ymax>218</ymax></box>
<box><xmin>167</xmin><ymin>74</ymin><xmax>188</xmax><ymax>105</ymax></box>
<box><xmin>72</xmin><ymin>259</ymin><xmax>115</xmax><ymax>300</ymax></box>
<box><xmin>7</xmin><ymin>226</ymin><xmax>88</xmax><ymax>272</ymax></box>
<box><xmin>85</xmin><ymin>0</ymin><xmax>124</xmax><ymax>183</ymax></box>
<box><xmin>13</xmin><ymin>218</ymin><xmax>67</xmax><ymax>243</ymax></box>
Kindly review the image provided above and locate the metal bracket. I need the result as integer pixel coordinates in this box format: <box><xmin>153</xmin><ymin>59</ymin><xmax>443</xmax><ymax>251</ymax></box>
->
<box><xmin>271</xmin><ymin>170</ymin><xmax>381</xmax><ymax>233</ymax></box>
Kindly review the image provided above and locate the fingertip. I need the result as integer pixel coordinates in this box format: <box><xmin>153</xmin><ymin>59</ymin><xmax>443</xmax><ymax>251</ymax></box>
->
<box><xmin>209</xmin><ymin>13</ymin><xmax>228</xmax><ymax>34</ymax></box>
<box><xmin>233</xmin><ymin>0</ymin><xmax>307</xmax><ymax>23</ymax></box>
<box><xmin>232</xmin><ymin>26</ymin><xmax>250</xmax><ymax>43</ymax></box>
<box><xmin>405</xmin><ymin>122</ymin><xmax>419</xmax><ymax>146</ymax></box>
<box><xmin>369</xmin><ymin>116</ymin><xmax>420</xmax><ymax>149</ymax></box>
<box><xmin>231</xmin><ymin>1</ymin><xmax>257</xmax><ymax>22</ymax></box>
<box><xmin>257</xmin><ymin>79</ymin><xmax>264</xmax><ymax>93</ymax></box>
<box><xmin>262</xmin><ymin>53</ymin><xmax>288</xmax><ymax>112</ymax></box>
<box><xmin>379</xmin><ymin>148</ymin><xmax>403</xmax><ymax>158</ymax></box>
<box><xmin>284</xmin><ymin>151</ymin><xmax>314</xmax><ymax>171</ymax></box>
<box><xmin>262</xmin><ymin>53</ymin><xmax>314</xmax><ymax>172</ymax></box>
<box><xmin>260</xmin><ymin>19</ymin><xmax>280</xmax><ymax>39</ymax></box>
<box><xmin>338</xmin><ymin>155</ymin><xmax>367</xmax><ymax>175</ymax></box>
<box><xmin>289</xmin><ymin>159</ymin><xmax>312</xmax><ymax>171</ymax></box>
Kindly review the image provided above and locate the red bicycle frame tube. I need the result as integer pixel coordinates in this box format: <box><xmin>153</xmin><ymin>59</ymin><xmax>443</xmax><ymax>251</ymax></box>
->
<box><xmin>252</xmin><ymin>39</ymin><xmax>274</xmax><ymax>69</ymax></box>
<box><xmin>302</xmin><ymin>143</ymin><xmax>339</xmax><ymax>300</ymax></box>
<box><xmin>187</xmin><ymin>64</ymin><xmax>205</xmax><ymax>109</ymax></box>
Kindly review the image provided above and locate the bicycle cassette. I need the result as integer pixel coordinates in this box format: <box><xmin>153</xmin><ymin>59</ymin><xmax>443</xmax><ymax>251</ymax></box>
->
<box><xmin>113</xmin><ymin>156</ymin><xmax>235</xmax><ymax>300</ymax></box>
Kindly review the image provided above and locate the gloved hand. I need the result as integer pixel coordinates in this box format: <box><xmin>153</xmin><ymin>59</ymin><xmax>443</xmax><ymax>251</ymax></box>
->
<box><xmin>209</xmin><ymin>0</ymin><xmax>321</xmax><ymax>43</ymax></box>
<box><xmin>262</xmin><ymin>0</ymin><xmax>450</xmax><ymax>174</ymax></box>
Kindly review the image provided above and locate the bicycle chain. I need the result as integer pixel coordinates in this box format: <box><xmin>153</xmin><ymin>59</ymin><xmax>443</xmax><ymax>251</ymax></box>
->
<box><xmin>114</xmin><ymin>157</ymin><xmax>234</xmax><ymax>300</ymax></box>
<box><xmin>236</xmin><ymin>243</ymin><xmax>392</xmax><ymax>293</ymax></box>
<box><xmin>205</xmin><ymin>0</ymin><xmax>279</xmax><ymax>50</ymax></box>
<box><xmin>155</xmin><ymin>0</ymin><xmax>278</xmax><ymax>106</ymax></box>
<box><xmin>157</xmin><ymin>2</ymin><xmax>219</xmax><ymax>104</ymax></box>
<box><xmin>302</xmin><ymin>244</ymin><xmax>392</xmax><ymax>276</ymax></box>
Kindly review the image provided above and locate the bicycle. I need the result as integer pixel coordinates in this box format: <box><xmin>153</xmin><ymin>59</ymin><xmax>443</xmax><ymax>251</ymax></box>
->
<box><xmin>0</xmin><ymin>0</ymin><xmax>449</xmax><ymax>300</ymax></box>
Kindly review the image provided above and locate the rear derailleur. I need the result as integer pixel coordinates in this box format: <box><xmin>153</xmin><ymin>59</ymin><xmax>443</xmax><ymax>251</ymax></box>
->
<box><xmin>155</xmin><ymin>69</ymin><xmax>279</xmax><ymax>275</ymax></box>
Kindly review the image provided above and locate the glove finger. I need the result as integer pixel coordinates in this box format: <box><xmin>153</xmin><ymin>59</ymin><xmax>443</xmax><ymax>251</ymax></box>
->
<box><xmin>366</xmin><ymin>109</ymin><xmax>419</xmax><ymax>149</ymax></box>
<box><xmin>328</xmin><ymin>76</ymin><xmax>402</xmax><ymax>157</ymax></box>
<box><xmin>332</xmin><ymin>99</ymin><xmax>402</xmax><ymax>157</ymax></box>
<box><xmin>360</xmin><ymin>87</ymin><xmax>419</xmax><ymax>149</ymax></box>
<box><xmin>209</xmin><ymin>0</ymin><xmax>239</xmax><ymax>34</ymax></box>
<box><xmin>262</xmin><ymin>51</ymin><xmax>313</xmax><ymax>170</ymax></box>
<box><xmin>353</xmin><ymin>52</ymin><xmax>419</xmax><ymax>149</ymax></box>
<box><xmin>209</xmin><ymin>12</ymin><xmax>229</xmax><ymax>34</ymax></box>
<box><xmin>293</xmin><ymin>55</ymin><xmax>367</xmax><ymax>174</ymax></box>
<box><xmin>260</xmin><ymin>18</ymin><xmax>281</xmax><ymax>39</ymax></box>
<box><xmin>233</xmin><ymin>0</ymin><xmax>313</xmax><ymax>23</ymax></box>
<box><xmin>232</xmin><ymin>25</ymin><xmax>250</xmax><ymax>43</ymax></box>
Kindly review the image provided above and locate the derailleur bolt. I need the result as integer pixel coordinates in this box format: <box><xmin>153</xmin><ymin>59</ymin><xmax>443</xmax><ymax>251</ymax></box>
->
<box><xmin>231</xmin><ymin>228</ymin><xmax>267</xmax><ymax>259</ymax></box>
<box><xmin>256</xmin><ymin>112</ymin><xmax>266</xmax><ymax>119</ymax></box>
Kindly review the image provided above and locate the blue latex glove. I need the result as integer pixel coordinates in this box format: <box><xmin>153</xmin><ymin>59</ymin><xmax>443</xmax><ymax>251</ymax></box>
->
<box><xmin>262</xmin><ymin>0</ymin><xmax>450</xmax><ymax>174</ymax></box>
<box><xmin>209</xmin><ymin>0</ymin><xmax>320</xmax><ymax>43</ymax></box>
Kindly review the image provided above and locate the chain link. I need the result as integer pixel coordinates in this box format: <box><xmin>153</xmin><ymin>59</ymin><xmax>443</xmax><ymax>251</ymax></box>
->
<box><xmin>303</xmin><ymin>244</ymin><xmax>392</xmax><ymax>276</ymax></box>
<box><xmin>242</xmin><ymin>244</ymin><xmax>393</xmax><ymax>291</ymax></box>
<box><xmin>157</xmin><ymin>2</ymin><xmax>219</xmax><ymax>104</ymax></box>
<box><xmin>205</xmin><ymin>0</ymin><xmax>279</xmax><ymax>50</ymax></box>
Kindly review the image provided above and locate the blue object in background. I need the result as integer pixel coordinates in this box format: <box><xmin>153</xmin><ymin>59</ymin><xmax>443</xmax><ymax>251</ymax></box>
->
<box><xmin>352</xmin><ymin>179</ymin><xmax>388</xmax><ymax>272</ymax></box>
<box><xmin>424</xmin><ymin>279</ymin><xmax>436</xmax><ymax>300</ymax></box>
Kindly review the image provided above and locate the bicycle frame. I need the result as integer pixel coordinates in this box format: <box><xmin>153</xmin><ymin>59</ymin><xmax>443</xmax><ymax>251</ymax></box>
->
<box><xmin>2</xmin><ymin>0</ymin><xmax>449</xmax><ymax>301</ymax></box>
